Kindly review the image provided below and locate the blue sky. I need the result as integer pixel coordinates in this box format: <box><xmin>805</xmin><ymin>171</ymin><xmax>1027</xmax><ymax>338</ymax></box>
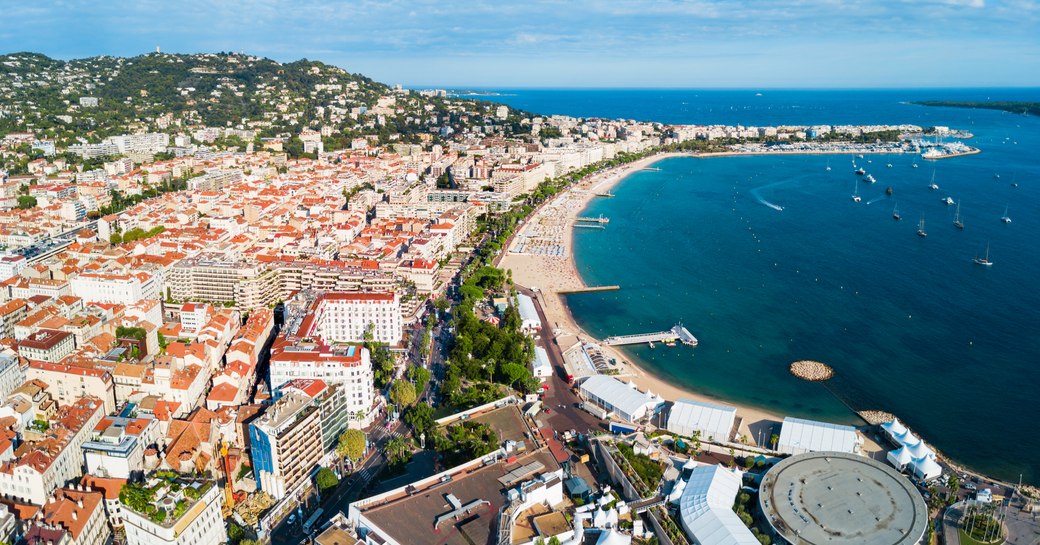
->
<box><xmin>2</xmin><ymin>0</ymin><xmax>1038</xmax><ymax>88</ymax></box>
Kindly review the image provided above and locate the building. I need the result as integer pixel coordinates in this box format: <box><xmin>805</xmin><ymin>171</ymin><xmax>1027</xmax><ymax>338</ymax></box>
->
<box><xmin>267</xmin><ymin>338</ymin><xmax>374</xmax><ymax>422</ymax></box>
<box><xmin>516</xmin><ymin>293</ymin><xmax>541</xmax><ymax>332</ymax></box>
<box><xmin>0</xmin><ymin>351</ymin><xmax>26</xmax><ymax>399</ymax></box>
<box><xmin>249</xmin><ymin>390</ymin><xmax>323</xmax><ymax>500</ymax></box>
<box><xmin>82</xmin><ymin>414</ymin><xmax>159</xmax><ymax>479</ymax></box>
<box><xmin>0</xmin><ymin>253</ymin><xmax>27</xmax><ymax>282</ymax></box>
<box><xmin>304</xmin><ymin>292</ymin><xmax>403</xmax><ymax>345</ymax></box>
<box><xmin>70</xmin><ymin>272</ymin><xmax>159</xmax><ymax>305</ymax></box>
<box><xmin>0</xmin><ymin>504</ymin><xmax>13</xmax><ymax>545</ymax></box>
<box><xmin>532</xmin><ymin>346</ymin><xmax>552</xmax><ymax>381</ymax></box>
<box><xmin>120</xmin><ymin>476</ymin><xmax>225</xmax><ymax>545</ymax></box>
<box><xmin>0</xmin><ymin>397</ymin><xmax>106</xmax><ymax>505</ymax></box>
<box><xmin>18</xmin><ymin>329</ymin><xmax>77</xmax><ymax>363</ymax></box>
<box><xmin>27</xmin><ymin>361</ymin><xmax>116</xmax><ymax>414</ymax></box>
<box><xmin>675</xmin><ymin>464</ymin><xmax>758</xmax><ymax>545</ymax></box>
<box><xmin>169</xmin><ymin>254</ymin><xmax>279</xmax><ymax>310</ymax></box>
<box><xmin>776</xmin><ymin>417</ymin><xmax>863</xmax><ymax>455</ymax></box>
<box><xmin>578</xmin><ymin>375</ymin><xmax>664</xmax><ymax>424</ymax></box>
<box><xmin>278</xmin><ymin>379</ymin><xmax>351</xmax><ymax>461</ymax></box>
<box><xmin>0</xmin><ymin>299</ymin><xmax>28</xmax><ymax>339</ymax></box>
<box><xmin>666</xmin><ymin>399</ymin><xmax>737</xmax><ymax>443</ymax></box>
<box><xmin>27</xmin><ymin>486</ymin><xmax>111</xmax><ymax>545</ymax></box>
<box><xmin>759</xmin><ymin>452</ymin><xmax>928</xmax><ymax>545</ymax></box>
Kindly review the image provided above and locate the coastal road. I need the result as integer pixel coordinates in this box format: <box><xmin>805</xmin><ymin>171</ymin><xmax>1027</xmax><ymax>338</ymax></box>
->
<box><xmin>516</xmin><ymin>285</ymin><xmax>603</xmax><ymax>434</ymax></box>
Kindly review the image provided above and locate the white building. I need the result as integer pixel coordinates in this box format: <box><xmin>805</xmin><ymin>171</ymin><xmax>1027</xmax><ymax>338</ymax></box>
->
<box><xmin>268</xmin><ymin>339</ymin><xmax>374</xmax><ymax>426</ymax></box>
<box><xmin>667</xmin><ymin>399</ymin><xmax>737</xmax><ymax>443</ymax></box>
<box><xmin>0</xmin><ymin>352</ymin><xmax>25</xmax><ymax>400</ymax></box>
<box><xmin>82</xmin><ymin>414</ymin><xmax>159</xmax><ymax>479</ymax></box>
<box><xmin>309</xmin><ymin>292</ymin><xmax>403</xmax><ymax>345</ymax></box>
<box><xmin>578</xmin><ymin>375</ymin><xmax>664</xmax><ymax>423</ymax></box>
<box><xmin>532</xmin><ymin>346</ymin><xmax>553</xmax><ymax>381</ymax></box>
<box><xmin>0</xmin><ymin>254</ymin><xmax>26</xmax><ymax>282</ymax></box>
<box><xmin>776</xmin><ymin>417</ymin><xmax>863</xmax><ymax>456</ymax></box>
<box><xmin>70</xmin><ymin>271</ymin><xmax>159</xmax><ymax>305</ymax></box>
<box><xmin>675</xmin><ymin>464</ymin><xmax>758</xmax><ymax>545</ymax></box>
<box><xmin>516</xmin><ymin>293</ymin><xmax>541</xmax><ymax>332</ymax></box>
<box><xmin>121</xmin><ymin>478</ymin><xmax>225</xmax><ymax>545</ymax></box>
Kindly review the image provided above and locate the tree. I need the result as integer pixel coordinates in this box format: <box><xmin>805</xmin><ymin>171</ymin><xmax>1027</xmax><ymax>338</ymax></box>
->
<box><xmin>16</xmin><ymin>195</ymin><xmax>37</xmax><ymax>209</ymax></box>
<box><xmin>315</xmin><ymin>467</ymin><xmax>339</xmax><ymax>492</ymax></box>
<box><xmin>770</xmin><ymin>433</ymin><xmax>779</xmax><ymax>449</ymax></box>
<box><xmin>403</xmin><ymin>402</ymin><xmax>434</xmax><ymax>437</ymax></box>
<box><xmin>390</xmin><ymin>380</ymin><xmax>417</xmax><ymax>407</ymax></box>
<box><xmin>407</xmin><ymin>365</ymin><xmax>430</xmax><ymax>388</ymax></box>
<box><xmin>384</xmin><ymin>436</ymin><xmax>411</xmax><ymax>465</ymax></box>
<box><xmin>337</xmin><ymin>429</ymin><xmax>366</xmax><ymax>462</ymax></box>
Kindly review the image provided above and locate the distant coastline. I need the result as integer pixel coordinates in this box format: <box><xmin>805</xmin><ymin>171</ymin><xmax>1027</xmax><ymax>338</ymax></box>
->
<box><xmin>913</xmin><ymin>100</ymin><xmax>1040</xmax><ymax>117</ymax></box>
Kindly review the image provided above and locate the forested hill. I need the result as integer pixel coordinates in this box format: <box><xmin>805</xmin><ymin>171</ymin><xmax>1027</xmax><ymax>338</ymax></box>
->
<box><xmin>0</xmin><ymin>51</ymin><xmax>388</xmax><ymax>139</ymax></box>
<box><xmin>0</xmin><ymin>51</ymin><xmax>527</xmax><ymax>147</ymax></box>
<box><xmin>913</xmin><ymin>100</ymin><xmax>1040</xmax><ymax>117</ymax></box>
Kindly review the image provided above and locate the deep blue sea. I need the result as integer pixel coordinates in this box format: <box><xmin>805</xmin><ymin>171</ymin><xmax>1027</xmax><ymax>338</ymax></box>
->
<box><xmin>485</xmin><ymin>89</ymin><xmax>1040</xmax><ymax>484</ymax></box>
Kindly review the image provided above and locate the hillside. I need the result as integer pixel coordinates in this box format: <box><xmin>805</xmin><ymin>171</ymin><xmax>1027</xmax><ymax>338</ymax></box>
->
<box><xmin>0</xmin><ymin>51</ymin><xmax>528</xmax><ymax>149</ymax></box>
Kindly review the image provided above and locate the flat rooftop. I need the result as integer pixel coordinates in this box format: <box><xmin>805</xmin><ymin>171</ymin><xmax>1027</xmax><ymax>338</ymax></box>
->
<box><xmin>759</xmin><ymin>452</ymin><xmax>928</xmax><ymax>545</ymax></box>
<box><xmin>362</xmin><ymin>449</ymin><xmax>559</xmax><ymax>545</ymax></box>
<box><xmin>466</xmin><ymin>404</ymin><xmax>534</xmax><ymax>450</ymax></box>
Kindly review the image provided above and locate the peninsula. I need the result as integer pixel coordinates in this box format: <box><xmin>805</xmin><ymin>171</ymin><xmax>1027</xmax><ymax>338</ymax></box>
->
<box><xmin>913</xmin><ymin>100</ymin><xmax>1040</xmax><ymax>117</ymax></box>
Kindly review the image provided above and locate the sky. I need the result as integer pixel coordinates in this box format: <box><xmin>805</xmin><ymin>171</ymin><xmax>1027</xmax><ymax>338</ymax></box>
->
<box><xmin>2</xmin><ymin>0</ymin><xmax>1039</xmax><ymax>88</ymax></box>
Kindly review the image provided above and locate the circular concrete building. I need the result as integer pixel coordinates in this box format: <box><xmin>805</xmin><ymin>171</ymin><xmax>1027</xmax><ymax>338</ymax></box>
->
<box><xmin>759</xmin><ymin>451</ymin><xmax>928</xmax><ymax>545</ymax></box>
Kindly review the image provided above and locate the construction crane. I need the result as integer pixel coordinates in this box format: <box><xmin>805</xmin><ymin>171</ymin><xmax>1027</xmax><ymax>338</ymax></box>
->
<box><xmin>220</xmin><ymin>441</ymin><xmax>236</xmax><ymax>517</ymax></box>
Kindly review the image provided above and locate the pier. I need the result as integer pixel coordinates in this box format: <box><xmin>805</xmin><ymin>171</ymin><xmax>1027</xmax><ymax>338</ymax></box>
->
<box><xmin>603</xmin><ymin>324</ymin><xmax>698</xmax><ymax>347</ymax></box>
<box><xmin>558</xmin><ymin>285</ymin><xmax>620</xmax><ymax>294</ymax></box>
<box><xmin>573</xmin><ymin>224</ymin><xmax>605</xmax><ymax>229</ymax></box>
<box><xmin>575</xmin><ymin>215</ymin><xmax>610</xmax><ymax>224</ymax></box>
<box><xmin>594</xmin><ymin>191</ymin><xmax>615</xmax><ymax>198</ymax></box>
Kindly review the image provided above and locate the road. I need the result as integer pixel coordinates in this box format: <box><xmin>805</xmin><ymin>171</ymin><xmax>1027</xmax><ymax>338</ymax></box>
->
<box><xmin>516</xmin><ymin>285</ymin><xmax>602</xmax><ymax>434</ymax></box>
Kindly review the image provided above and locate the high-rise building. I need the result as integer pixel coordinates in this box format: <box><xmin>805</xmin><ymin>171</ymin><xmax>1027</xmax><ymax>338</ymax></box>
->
<box><xmin>249</xmin><ymin>390</ymin><xmax>323</xmax><ymax>500</ymax></box>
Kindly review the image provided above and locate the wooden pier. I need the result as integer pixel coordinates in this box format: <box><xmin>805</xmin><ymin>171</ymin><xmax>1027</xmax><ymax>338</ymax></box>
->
<box><xmin>603</xmin><ymin>324</ymin><xmax>698</xmax><ymax>347</ymax></box>
<box><xmin>557</xmin><ymin>285</ymin><xmax>620</xmax><ymax>294</ymax></box>
<box><xmin>575</xmin><ymin>216</ymin><xmax>610</xmax><ymax>224</ymax></box>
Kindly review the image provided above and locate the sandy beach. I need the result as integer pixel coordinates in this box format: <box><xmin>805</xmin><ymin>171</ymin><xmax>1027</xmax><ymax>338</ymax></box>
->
<box><xmin>500</xmin><ymin>151</ymin><xmax>786</xmax><ymax>447</ymax></box>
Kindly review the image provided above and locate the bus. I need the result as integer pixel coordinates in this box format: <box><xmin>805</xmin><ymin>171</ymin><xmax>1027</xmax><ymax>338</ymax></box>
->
<box><xmin>303</xmin><ymin>508</ymin><xmax>324</xmax><ymax>533</ymax></box>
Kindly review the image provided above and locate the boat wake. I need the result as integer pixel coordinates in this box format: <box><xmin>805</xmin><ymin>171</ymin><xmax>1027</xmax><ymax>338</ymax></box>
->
<box><xmin>866</xmin><ymin>195</ymin><xmax>888</xmax><ymax>205</ymax></box>
<box><xmin>750</xmin><ymin>183</ymin><xmax>785</xmax><ymax>211</ymax></box>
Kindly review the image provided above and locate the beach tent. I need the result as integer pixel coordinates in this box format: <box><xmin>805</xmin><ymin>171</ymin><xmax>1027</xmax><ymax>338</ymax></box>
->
<box><xmin>894</xmin><ymin>430</ymin><xmax>920</xmax><ymax>447</ymax></box>
<box><xmin>912</xmin><ymin>456</ymin><xmax>943</xmax><ymax>481</ymax></box>
<box><xmin>906</xmin><ymin>441</ymin><xmax>934</xmax><ymax>460</ymax></box>
<box><xmin>887</xmin><ymin>446</ymin><xmax>913</xmax><ymax>469</ymax></box>
<box><xmin>880</xmin><ymin>419</ymin><xmax>907</xmax><ymax>440</ymax></box>
<box><xmin>596</xmin><ymin>529</ymin><xmax>632</xmax><ymax>545</ymax></box>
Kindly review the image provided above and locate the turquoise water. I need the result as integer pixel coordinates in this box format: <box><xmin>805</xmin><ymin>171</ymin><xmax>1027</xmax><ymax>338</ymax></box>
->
<box><xmin>495</xmin><ymin>91</ymin><xmax>1040</xmax><ymax>484</ymax></box>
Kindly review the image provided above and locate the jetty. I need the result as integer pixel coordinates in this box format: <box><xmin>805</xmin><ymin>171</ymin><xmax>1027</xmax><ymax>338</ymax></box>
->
<box><xmin>594</xmin><ymin>191</ymin><xmax>615</xmax><ymax>198</ymax></box>
<box><xmin>573</xmin><ymin>224</ymin><xmax>605</xmax><ymax>229</ymax></box>
<box><xmin>643</xmin><ymin>167</ymin><xmax>662</xmax><ymax>172</ymax></box>
<box><xmin>575</xmin><ymin>215</ymin><xmax>610</xmax><ymax>224</ymax></box>
<box><xmin>603</xmin><ymin>324</ymin><xmax>698</xmax><ymax>347</ymax></box>
<box><xmin>558</xmin><ymin>285</ymin><xmax>620</xmax><ymax>294</ymax></box>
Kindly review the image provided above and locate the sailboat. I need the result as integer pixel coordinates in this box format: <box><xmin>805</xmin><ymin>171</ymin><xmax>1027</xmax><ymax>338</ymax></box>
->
<box><xmin>826</xmin><ymin>160</ymin><xmax>831</xmax><ymax>171</ymax></box>
<box><xmin>851</xmin><ymin>183</ymin><xmax>861</xmax><ymax>202</ymax></box>
<box><xmin>1001</xmin><ymin>205</ymin><xmax>1012</xmax><ymax>224</ymax></box>
<box><xmin>892</xmin><ymin>202</ymin><xmax>901</xmax><ymax>220</ymax></box>
<box><xmin>917</xmin><ymin>216</ymin><xmax>927</xmax><ymax>237</ymax></box>
<box><xmin>928</xmin><ymin>170</ymin><xmax>939</xmax><ymax>190</ymax></box>
<box><xmin>973</xmin><ymin>243</ymin><xmax>993</xmax><ymax>266</ymax></box>
<box><xmin>912</xmin><ymin>162</ymin><xmax>919</xmax><ymax>168</ymax></box>
<box><xmin>953</xmin><ymin>201</ymin><xmax>964</xmax><ymax>229</ymax></box>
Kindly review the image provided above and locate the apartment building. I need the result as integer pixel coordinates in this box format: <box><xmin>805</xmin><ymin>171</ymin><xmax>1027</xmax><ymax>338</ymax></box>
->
<box><xmin>82</xmin><ymin>414</ymin><xmax>159</xmax><ymax>480</ymax></box>
<box><xmin>27</xmin><ymin>361</ymin><xmax>117</xmax><ymax>414</ymax></box>
<box><xmin>0</xmin><ymin>397</ymin><xmax>106</xmax><ymax>505</ymax></box>
<box><xmin>26</xmin><ymin>486</ymin><xmax>110</xmax><ymax>545</ymax></box>
<box><xmin>120</xmin><ymin>476</ymin><xmax>225</xmax><ymax>545</ymax></box>
<box><xmin>0</xmin><ymin>298</ymin><xmax>27</xmax><ymax>339</ymax></box>
<box><xmin>69</xmin><ymin>271</ymin><xmax>159</xmax><ymax>305</ymax></box>
<box><xmin>18</xmin><ymin>329</ymin><xmax>77</xmax><ymax>362</ymax></box>
<box><xmin>305</xmin><ymin>292</ymin><xmax>402</xmax><ymax>345</ymax></box>
<box><xmin>169</xmin><ymin>254</ymin><xmax>279</xmax><ymax>310</ymax></box>
<box><xmin>278</xmin><ymin>379</ymin><xmax>352</xmax><ymax>460</ymax></box>
<box><xmin>249</xmin><ymin>390</ymin><xmax>323</xmax><ymax>500</ymax></box>
<box><xmin>0</xmin><ymin>352</ymin><xmax>25</xmax><ymax>400</ymax></box>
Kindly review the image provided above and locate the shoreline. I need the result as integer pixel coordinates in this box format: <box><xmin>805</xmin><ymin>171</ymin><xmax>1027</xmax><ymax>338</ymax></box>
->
<box><xmin>502</xmin><ymin>150</ymin><xmax>793</xmax><ymax>446</ymax></box>
<box><xmin>500</xmin><ymin>147</ymin><xmax>1031</xmax><ymax>486</ymax></box>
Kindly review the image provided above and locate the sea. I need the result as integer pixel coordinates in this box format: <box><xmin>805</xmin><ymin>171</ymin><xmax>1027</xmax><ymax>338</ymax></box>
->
<box><xmin>481</xmin><ymin>89</ymin><xmax>1040</xmax><ymax>484</ymax></box>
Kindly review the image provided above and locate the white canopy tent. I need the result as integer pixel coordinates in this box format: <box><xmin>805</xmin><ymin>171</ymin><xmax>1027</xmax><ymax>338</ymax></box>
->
<box><xmin>667</xmin><ymin>399</ymin><xmax>738</xmax><ymax>443</ymax></box>
<box><xmin>886</xmin><ymin>446</ymin><xmax>914</xmax><ymax>469</ymax></box>
<box><xmin>677</xmin><ymin>465</ymin><xmax>759</xmax><ymax>545</ymax></box>
<box><xmin>912</xmin><ymin>456</ymin><xmax>943</xmax><ymax>481</ymax></box>
<box><xmin>881</xmin><ymin>418</ymin><xmax>908</xmax><ymax>440</ymax></box>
